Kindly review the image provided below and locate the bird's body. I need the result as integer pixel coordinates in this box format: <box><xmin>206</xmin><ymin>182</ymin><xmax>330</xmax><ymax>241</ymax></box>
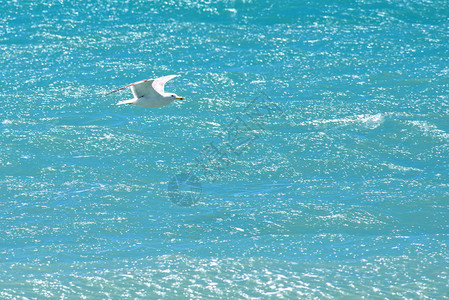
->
<box><xmin>104</xmin><ymin>75</ymin><xmax>183</xmax><ymax>107</ymax></box>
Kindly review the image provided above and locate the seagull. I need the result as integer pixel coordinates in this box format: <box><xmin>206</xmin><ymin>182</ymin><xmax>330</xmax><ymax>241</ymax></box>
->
<box><xmin>104</xmin><ymin>75</ymin><xmax>183</xmax><ymax>107</ymax></box>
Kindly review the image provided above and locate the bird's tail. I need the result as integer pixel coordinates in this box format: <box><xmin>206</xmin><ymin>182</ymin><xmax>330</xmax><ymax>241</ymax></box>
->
<box><xmin>117</xmin><ymin>99</ymin><xmax>135</xmax><ymax>105</ymax></box>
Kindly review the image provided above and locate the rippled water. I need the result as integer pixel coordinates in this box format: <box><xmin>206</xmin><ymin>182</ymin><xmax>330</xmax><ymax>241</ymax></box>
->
<box><xmin>1</xmin><ymin>0</ymin><xmax>449</xmax><ymax>298</ymax></box>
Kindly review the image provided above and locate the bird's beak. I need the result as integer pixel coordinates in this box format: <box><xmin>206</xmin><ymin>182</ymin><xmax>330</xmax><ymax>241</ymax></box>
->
<box><xmin>176</xmin><ymin>96</ymin><xmax>184</xmax><ymax>100</ymax></box>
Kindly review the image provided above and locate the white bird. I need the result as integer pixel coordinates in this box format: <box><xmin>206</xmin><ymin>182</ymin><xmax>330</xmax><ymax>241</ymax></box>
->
<box><xmin>104</xmin><ymin>75</ymin><xmax>183</xmax><ymax>107</ymax></box>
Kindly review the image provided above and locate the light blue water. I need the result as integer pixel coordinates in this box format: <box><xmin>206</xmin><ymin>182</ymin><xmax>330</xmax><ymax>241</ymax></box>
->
<box><xmin>1</xmin><ymin>0</ymin><xmax>449</xmax><ymax>298</ymax></box>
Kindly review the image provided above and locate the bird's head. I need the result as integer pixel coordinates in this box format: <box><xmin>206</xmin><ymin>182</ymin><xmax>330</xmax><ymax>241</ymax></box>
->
<box><xmin>170</xmin><ymin>93</ymin><xmax>183</xmax><ymax>101</ymax></box>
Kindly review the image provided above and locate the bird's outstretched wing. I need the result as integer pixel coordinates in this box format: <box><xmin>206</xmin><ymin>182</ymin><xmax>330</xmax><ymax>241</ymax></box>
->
<box><xmin>131</xmin><ymin>80</ymin><xmax>156</xmax><ymax>98</ymax></box>
<box><xmin>152</xmin><ymin>75</ymin><xmax>179</xmax><ymax>95</ymax></box>
<box><xmin>103</xmin><ymin>78</ymin><xmax>153</xmax><ymax>97</ymax></box>
<box><xmin>103</xmin><ymin>75</ymin><xmax>179</xmax><ymax>97</ymax></box>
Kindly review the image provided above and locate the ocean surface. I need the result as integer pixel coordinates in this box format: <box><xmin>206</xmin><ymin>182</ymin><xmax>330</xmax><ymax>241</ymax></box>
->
<box><xmin>1</xmin><ymin>0</ymin><xmax>449</xmax><ymax>298</ymax></box>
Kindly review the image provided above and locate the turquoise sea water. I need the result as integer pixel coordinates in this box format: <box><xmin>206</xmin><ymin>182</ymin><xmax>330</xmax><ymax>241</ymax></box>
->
<box><xmin>1</xmin><ymin>0</ymin><xmax>449</xmax><ymax>298</ymax></box>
